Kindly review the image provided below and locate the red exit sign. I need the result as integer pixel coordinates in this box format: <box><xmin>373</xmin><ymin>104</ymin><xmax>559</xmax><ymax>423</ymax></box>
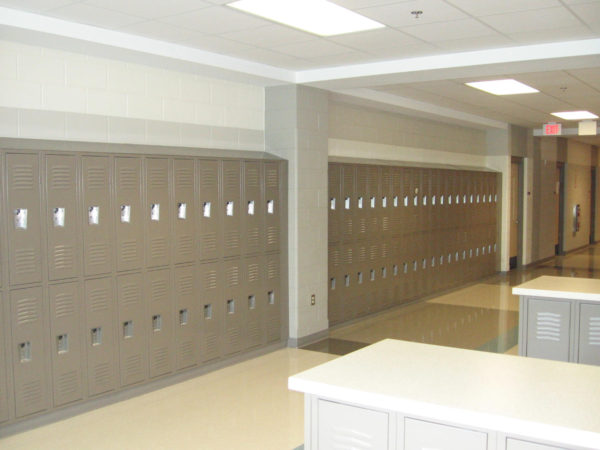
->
<box><xmin>543</xmin><ymin>123</ymin><xmax>562</xmax><ymax>135</ymax></box>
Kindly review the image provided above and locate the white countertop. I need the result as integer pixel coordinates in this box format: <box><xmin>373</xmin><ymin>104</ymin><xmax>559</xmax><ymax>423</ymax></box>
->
<box><xmin>512</xmin><ymin>275</ymin><xmax>600</xmax><ymax>301</ymax></box>
<box><xmin>289</xmin><ymin>339</ymin><xmax>600</xmax><ymax>448</ymax></box>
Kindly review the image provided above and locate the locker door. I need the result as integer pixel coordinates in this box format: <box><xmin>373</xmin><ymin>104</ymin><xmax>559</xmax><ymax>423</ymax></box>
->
<box><xmin>7</xmin><ymin>153</ymin><xmax>42</xmax><ymax>286</ymax></box>
<box><xmin>243</xmin><ymin>161</ymin><xmax>263</xmax><ymax>255</ymax></box>
<box><xmin>264</xmin><ymin>254</ymin><xmax>282</xmax><ymax>343</ymax></box>
<box><xmin>82</xmin><ymin>156</ymin><xmax>112</xmax><ymax>276</ymax></box>
<box><xmin>84</xmin><ymin>277</ymin><xmax>117</xmax><ymax>397</ymax></box>
<box><xmin>147</xmin><ymin>268</ymin><xmax>173</xmax><ymax>378</ymax></box>
<box><xmin>115</xmin><ymin>157</ymin><xmax>143</xmax><ymax>272</ymax></box>
<box><xmin>222</xmin><ymin>258</ymin><xmax>244</xmax><ymax>356</ymax></box>
<box><xmin>328</xmin><ymin>243</ymin><xmax>343</xmax><ymax>326</ymax></box>
<box><xmin>264</xmin><ymin>161</ymin><xmax>281</xmax><ymax>253</ymax></box>
<box><xmin>244</xmin><ymin>256</ymin><xmax>264</xmax><ymax>349</ymax></box>
<box><xmin>391</xmin><ymin>167</ymin><xmax>403</xmax><ymax>237</ymax></box>
<box><xmin>46</xmin><ymin>154</ymin><xmax>80</xmax><ymax>281</ymax></box>
<box><xmin>328</xmin><ymin>163</ymin><xmax>341</xmax><ymax>243</ymax></box>
<box><xmin>199</xmin><ymin>262</ymin><xmax>222</xmax><ymax>362</ymax></box>
<box><xmin>0</xmin><ymin>293</ymin><xmax>9</xmax><ymax>423</ymax></box>
<box><xmin>526</xmin><ymin>298</ymin><xmax>571</xmax><ymax>361</ymax></box>
<box><xmin>222</xmin><ymin>160</ymin><xmax>242</xmax><ymax>258</ymax></box>
<box><xmin>146</xmin><ymin>158</ymin><xmax>170</xmax><ymax>268</ymax></box>
<box><xmin>49</xmin><ymin>282</ymin><xmax>84</xmax><ymax>407</ymax></box>
<box><xmin>174</xmin><ymin>265</ymin><xmax>199</xmax><ymax>370</ymax></box>
<box><xmin>578</xmin><ymin>303</ymin><xmax>600</xmax><ymax>365</ymax></box>
<box><xmin>173</xmin><ymin>158</ymin><xmax>196</xmax><ymax>265</ymax></box>
<box><xmin>355</xmin><ymin>165</ymin><xmax>368</xmax><ymax>240</ymax></box>
<box><xmin>198</xmin><ymin>160</ymin><xmax>220</xmax><ymax>262</ymax></box>
<box><xmin>366</xmin><ymin>165</ymin><xmax>380</xmax><ymax>237</ymax></box>
<box><xmin>341</xmin><ymin>164</ymin><xmax>355</xmax><ymax>242</ymax></box>
<box><xmin>10</xmin><ymin>287</ymin><xmax>49</xmax><ymax>417</ymax></box>
<box><xmin>380</xmin><ymin>166</ymin><xmax>393</xmax><ymax>238</ymax></box>
<box><xmin>117</xmin><ymin>273</ymin><xmax>147</xmax><ymax>387</ymax></box>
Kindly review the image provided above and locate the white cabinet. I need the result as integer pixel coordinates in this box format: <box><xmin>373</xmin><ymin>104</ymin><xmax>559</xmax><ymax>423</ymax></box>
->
<box><xmin>506</xmin><ymin>438</ymin><xmax>563</xmax><ymax>450</ymax></box>
<box><xmin>403</xmin><ymin>418</ymin><xmax>487</xmax><ymax>450</ymax></box>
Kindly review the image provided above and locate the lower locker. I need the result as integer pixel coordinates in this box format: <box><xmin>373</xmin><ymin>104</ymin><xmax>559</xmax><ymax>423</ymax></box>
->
<box><xmin>173</xmin><ymin>265</ymin><xmax>200</xmax><ymax>371</ymax></box>
<box><xmin>264</xmin><ymin>253</ymin><xmax>281</xmax><ymax>343</ymax></box>
<box><xmin>243</xmin><ymin>256</ymin><xmax>264</xmax><ymax>350</ymax></box>
<box><xmin>84</xmin><ymin>277</ymin><xmax>117</xmax><ymax>397</ymax></box>
<box><xmin>49</xmin><ymin>282</ymin><xmax>84</xmax><ymax>407</ymax></box>
<box><xmin>147</xmin><ymin>269</ymin><xmax>174</xmax><ymax>378</ymax></box>
<box><xmin>117</xmin><ymin>273</ymin><xmax>147</xmax><ymax>387</ymax></box>
<box><xmin>0</xmin><ymin>293</ymin><xmax>9</xmax><ymax>423</ymax></box>
<box><xmin>10</xmin><ymin>287</ymin><xmax>50</xmax><ymax>418</ymax></box>
<box><xmin>222</xmin><ymin>258</ymin><xmax>244</xmax><ymax>356</ymax></box>
<box><xmin>328</xmin><ymin>271</ymin><xmax>343</xmax><ymax>326</ymax></box>
<box><xmin>199</xmin><ymin>262</ymin><xmax>222</xmax><ymax>363</ymax></box>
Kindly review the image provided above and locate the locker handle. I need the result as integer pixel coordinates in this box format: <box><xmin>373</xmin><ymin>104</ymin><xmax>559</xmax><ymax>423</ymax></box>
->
<box><xmin>14</xmin><ymin>208</ymin><xmax>28</xmax><ymax>229</ymax></box>
<box><xmin>177</xmin><ymin>202</ymin><xmax>187</xmax><ymax>219</ymax></box>
<box><xmin>123</xmin><ymin>321</ymin><xmax>133</xmax><ymax>338</ymax></box>
<box><xmin>179</xmin><ymin>309</ymin><xmax>189</xmax><ymax>325</ymax></box>
<box><xmin>53</xmin><ymin>207</ymin><xmax>65</xmax><ymax>227</ymax></box>
<box><xmin>248</xmin><ymin>295</ymin><xmax>256</xmax><ymax>310</ymax></box>
<box><xmin>88</xmin><ymin>206</ymin><xmax>100</xmax><ymax>225</ymax></box>
<box><xmin>267</xmin><ymin>291</ymin><xmax>275</xmax><ymax>305</ymax></box>
<box><xmin>152</xmin><ymin>315</ymin><xmax>162</xmax><ymax>332</ymax></box>
<box><xmin>19</xmin><ymin>341</ymin><xmax>32</xmax><ymax>362</ymax></box>
<box><xmin>151</xmin><ymin>203</ymin><xmax>160</xmax><ymax>221</ymax></box>
<box><xmin>57</xmin><ymin>334</ymin><xmax>69</xmax><ymax>354</ymax></box>
<box><xmin>344</xmin><ymin>197</ymin><xmax>350</xmax><ymax>210</ymax></box>
<box><xmin>227</xmin><ymin>299</ymin><xmax>235</xmax><ymax>314</ymax></box>
<box><xmin>247</xmin><ymin>200</ymin><xmax>255</xmax><ymax>215</ymax></box>
<box><xmin>203</xmin><ymin>201</ymin><xmax>211</xmax><ymax>218</ymax></box>
<box><xmin>381</xmin><ymin>196</ymin><xmax>387</xmax><ymax>208</ymax></box>
<box><xmin>91</xmin><ymin>327</ymin><xmax>103</xmax><ymax>346</ymax></box>
<box><xmin>226</xmin><ymin>201</ymin><xmax>234</xmax><ymax>216</ymax></box>
<box><xmin>204</xmin><ymin>304</ymin><xmax>212</xmax><ymax>319</ymax></box>
<box><xmin>120</xmin><ymin>205</ymin><xmax>131</xmax><ymax>223</ymax></box>
<box><xmin>393</xmin><ymin>196</ymin><xmax>398</xmax><ymax>207</ymax></box>
<box><xmin>330</xmin><ymin>198</ymin><xmax>336</xmax><ymax>210</ymax></box>
<box><xmin>267</xmin><ymin>199</ymin><xmax>274</xmax><ymax>214</ymax></box>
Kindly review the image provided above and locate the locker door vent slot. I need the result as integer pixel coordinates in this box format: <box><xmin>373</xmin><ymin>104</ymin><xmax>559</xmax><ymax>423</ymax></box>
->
<box><xmin>91</xmin><ymin>327</ymin><xmax>103</xmax><ymax>346</ymax></box>
<box><xmin>267</xmin><ymin>200</ymin><xmax>274</xmax><ymax>214</ymax></box>
<box><xmin>57</xmin><ymin>334</ymin><xmax>69</xmax><ymax>354</ymax></box>
<box><xmin>53</xmin><ymin>207</ymin><xmax>65</xmax><ymax>227</ymax></box>
<box><xmin>203</xmin><ymin>202</ymin><xmax>211</xmax><ymax>218</ymax></box>
<box><xmin>226</xmin><ymin>201</ymin><xmax>234</xmax><ymax>216</ymax></box>
<box><xmin>151</xmin><ymin>203</ymin><xmax>160</xmax><ymax>221</ymax></box>
<box><xmin>177</xmin><ymin>202</ymin><xmax>187</xmax><ymax>219</ymax></box>
<box><xmin>382</xmin><ymin>196</ymin><xmax>387</xmax><ymax>208</ymax></box>
<box><xmin>330</xmin><ymin>278</ymin><xmax>336</xmax><ymax>290</ymax></box>
<box><xmin>120</xmin><ymin>205</ymin><xmax>131</xmax><ymax>223</ymax></box>
<box><xmin>227</xmin><ymin>299</ymin><xmax>235</xmax><ymax>314</ymax></box>
<box><xmin>88</xmin><ymin>206</ymin><xmax>100</xmax><ymax>225</ymax></box>
<box><xmin>179</xmin><ymin>309</ymin><xmax>189</xmax><ymax>325</ymax></box>
<box><xmin>204</xmin><ymin>304</ymin><xmax>212</xmax><ymax>320</ymax></box>
<box><xmin>330</xmin><ymin>198</ymin><xmax>336</xmax><ymax>210</ymax></box>
<box><xmin>152</xmin><ymin>315</ymin><xmax>162</xmax><ymax>332</ymax></box>
<box><xmin>247</xmin><ymin>200</ymin><xmax>255</xmax><ymax>215</ymax></box>
<box><xmin>14</xmin><ymin>208</ymin><xmax>28</xmax><ymax>229</ymax></box>
<box><xmin>19</xmin><ymin>341</ymin><xmax>32</xmax><ymax>362</ymax></box>
<box><xmin>268</xmin><ymin>291</ymin><xmax>275</xmax><ymax>305</ymax></box>
<box><xmin>123</xmin><ymin>321</ymin><xmax>134</xmax><ymax>338</ymax></box>
<box><xmin>248</xmin><ymin>295</ymin><xmax>256</xmax><ymax>310</ymax></box>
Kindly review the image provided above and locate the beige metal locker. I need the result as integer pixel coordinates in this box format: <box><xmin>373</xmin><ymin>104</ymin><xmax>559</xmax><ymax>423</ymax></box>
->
<box><xmin>341</xmin><ymin>164</ymin><xmax>355</xmax><ymax>242</ymax></box>
<box><xmin>45</xmin><ymin>154</ymin><xmax>80</xmax><ymax>281</ymax></box>
<box><xmin>366</xmin><ymin>165</ymin><xmax>380</xmax><ymax>237</ymax></box>
<box><xmin>243</xmin><ymin>256</ymin><xmax>264</xmax><ymax>350</ymax></box>
<box><xmin>390</xmin><ymin>167</ymin><xmax>403</xmax><ymax>237</ymax></box>
<box><xmin>198</xmin><ymin>160</ymin><xmax>220</xmax><ymax>262</ymax></box>
<box><xmin>146</xmin><ymin>268</ymin><xmax>173</xmax><ymax>378</ymax></box>
<box><xmin>222</xmin><ymin>258</ymin><xmax>244</xmax><ymax>356</ymax></box>
<box><xmin>173</xmin><ymin>159</ymin><xmax>196</xmax><ymax>265</ymax></box>
<box><xmin>146</xmin><ymin>158</ymin><xmax>171</xmax><ymax>268</ymax></box>
<box><xmin>48</xmin><ymin>282</ymin><xmax>84</xmax><ymax>407</ymax></box>
<box><xmin>264</xmin><ymin>161</ymin><xmax>281</xmax><ymax>253</ymax></box>
<box><xmin>82</xmin><ymin>156</ymin><xmax>113</xmax><ymax>276</ymax></box>
<box><xmin>264</xmin><ymin>253</ymin><xmax>282</xmax><ymax>343</ymax></box>
<box><xmin>380</xmin><ymin>167</ymin><xmax>393</xmax><ymax>238</ymax></box>
<box><xmin>222</xmin><ymin>160</ymin><xmax>242</xmax><ymax>258</ymax></box>
<box><xmin>243</xmin><ymin>161</ymin><xmax>263</xmax><ymax>255</ymax></box>
<box><xmin>7</xmin><ymin>153</ymin><xmax>42</xmax><ymax>286</ymax></box>
<box><xmin>0</xmin><ymin>293</ymin><xmax>9</xmax><ymax>423</ymax></box>
<box><xmin>115</xmin><ymin>157</ymin><xmax>143</xmax><ymax>272</ymax></box>
<box><xmin>199</xmin><ymin>261</ymin><xmax>222</xmax><ymax>362</ymax></box>
<box><xmin>328</xmin><ymin>163</ymin><xmax>341</xmax><ymax>243</ymax></box>
<box><xmin>117</xmin><ymin>273</ymin><xmax>147</xmax><ymax>387</ymax></box>
<box><xmin>10</xmin><ymin>287</ymin><xmax>49</xmax><ymax>418</ymax></box>
<box><xmin>355</xmin><ymin>165</ymin><xmax>368</xmax><ymax>240</ymax></box>
<box><xmin>173</xmin><ymin>265</ymin><xmax>199</xmax><ymax>370</ymax></box>
<box><xmin>84</xmin><ymin>277</ymin><xmax>117</xmax><ymax>397</ymax></box>
<box><xmin>328</xmin><ymin>243</ymin><xmax>343</xmax><ymax>326</ymax></box>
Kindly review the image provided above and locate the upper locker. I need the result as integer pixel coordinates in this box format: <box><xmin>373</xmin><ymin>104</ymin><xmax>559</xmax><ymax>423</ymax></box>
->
<box><xmin>173</xmin><ymin>159</ymin><xmax>196</xmax><ymax>265</ymax></box>
<box><xmin>366</xmin><ymin>165</ymin><xmax>380</xmax><ymax>238</ymax></box>
<box><xmin>222</xmin><ymin>160</ymin><xmax>242</xmax><ymax>258</ymax></box>
<box><xmin>81</xmin><ymin>156</ymin><xmax>113</xmax><ymax>277</ymax></box>
<box><xmin>114</xmin><ymin>157</ymin><xmax>143</xmax><ymax>272</ymax></box>
<box><xmin>45</xmin><ymin>154</ymin><xmax>80</xmax><ymax>281</ymax></box>
<box><xmin>355</xmin><ymin>165</ymin><xmax>368</xmax><ymax>240</ymax></box>
<box><xmin>264</xmin><ymin>161</ymin><xmax>281</xmax><ymax>253</ymax></box>
<box><xmin>7</xmin><ymin>152</ymin><xmax>42</xmax><ymax>286</ymax></box>
<box><xmin>341</xmin><ymin>164</ymin><xmax>355</xmax><ymax>243</ymax></box>
<box><xmin>243</xmin><ymin>161</ymin><xmax>263</xmax><ymax>255</ymax></box>
<box><xmin>328</xmin><ymin>163</ymin><xmax>341</xmax><ymax>244</ymax></box>
<box><xmin>380</xmin><ymin>166</ymin><xmax>393</xmax><ymax>239</ymax></box>
<box><xmin>145</xmin><ymin>158</ymin><xmax>171</xmax><ymax>268</ymax></box>
<box><xmin>198</xmin><ymin>160</ymin><xmax>220</xmax><ymax>262</ymax></box>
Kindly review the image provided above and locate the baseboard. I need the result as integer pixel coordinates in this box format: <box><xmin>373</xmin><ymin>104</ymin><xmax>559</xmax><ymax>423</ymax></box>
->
<box><xmin>288</xmin><ymin>329</ymin><xmax>329</xmax><ymax>348</ymax></box>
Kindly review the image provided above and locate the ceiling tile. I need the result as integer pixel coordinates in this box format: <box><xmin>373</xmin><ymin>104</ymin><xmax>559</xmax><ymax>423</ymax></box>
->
<box><xmin>568</xmin><ymin>68</ymin><xmax>600</xmax><ymax>91</ymax></box>
<box><xmin>83</xmin><ymin>0</ymin><xmax>210</xmax><ymax>20</ymax></box>
<box><xmin>445</xmin><ymin>0</ymin><xmax>561</xmax><ymax>17</ymax></box>
<box><xmin>305</xmin><ymin>50</ymin><xmax>378</xmax><ymax>68</ymax></box>
<box><xmin>569</xmin><ymin>2</ymin><xmax>600</xmax><ymax>30</ymax></box>
<box><xmin>401</xmin><ymin>18</ymin><xmax>498</xmax><ymax>41</ymax></box>
<box><xmin>0</xmin><ymin>0</ymin><xmax>78</xmax><ymax>12</ymax></box>
<box><xmin>330</xmin><ymin>0</ymin><xmax>410</xmax><ymax>9</ymax></box>
<box><xmin>160</xmin><ymin>5</ymin><xmax>267</xmax><ymax>34</ymax></box>
<box><xmin>329</xmin><ymin>27</ymin><xmax>424</xmax><ymax>51</ymax></box>
<box><xmin>433</xmin><ymin>34</ymin><xmax>515</xmax><ymax>52</ymax></box>
<box><xmin>364</xmin><ymin>42</ymin><xmax>440</xmax><ymax>59</ymax></box>
<box><xmin>46</xmin><ymin>2</ymin><xmax>144</xmax><ymax>28</ymax></box>
<box><xmin>228</xmin><ymin>47</ymin><xmax>310</xmax><ymax>70</ymax></box>
<box><xmin>358</xmin><ymin>0</ymin><xmax>468</xmax><ymax>27</ymax></box>
<box><xmin>508</xmin><ymin>25</ymin><xmax>597</xmax><ymax>44</ymax></box>
<box><xmin>218</xmin><ymin>24</ymin><xmax>315</xmax><ymax>48</ymax></box>
<box><xmin>119</xmin><ymin>20</ymin><xmax>208</xmax><ymax>43</ymax></box>
<box><xmin>479</xmin><ymin>6</ymin><xmax>582</xmax><ymax>34</ymax></box>
<box><xmin>178</xmin><ymin>34</ymin><xmax>256</xmax><ymax>54</ymax></box>
<box><xmin>273</xmin><ymin>39</ymin><xmax>356</xmax><ymax>58</ymax></box>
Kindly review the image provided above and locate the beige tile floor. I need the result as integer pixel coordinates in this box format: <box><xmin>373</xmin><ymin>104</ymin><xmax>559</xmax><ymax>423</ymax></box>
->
<box><xmin>2</xmin><ymin>244</ymin><xmax>599</xmax><ymax>449</ymax></box>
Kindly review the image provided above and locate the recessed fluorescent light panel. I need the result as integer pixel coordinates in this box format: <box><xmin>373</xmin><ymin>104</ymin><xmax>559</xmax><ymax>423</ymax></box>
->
<box><xmin>228</xmin><ymin>0</ymin><xmax>384</xmax><ymax>36</ymax></box>
<box><xmin>551</xmin><ymin>111</ymin><xmax>599</xmax><ymax>120</ymax></box>
<box><xmin>465</xmin><ymin>79</ymin><xmax>539</xmax><ymax>95</ymax></box>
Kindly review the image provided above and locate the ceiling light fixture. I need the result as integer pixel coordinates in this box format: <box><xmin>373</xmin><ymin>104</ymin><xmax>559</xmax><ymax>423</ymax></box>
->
<box><xmin>465</xmin><ymin>79</ymin><xmax>539</xmax><ymax>95</ymax></box>
<box><xmin>551</xmin><ymin>111</ymin><xmax>599</xmax><ymax>120</ymax></box>
<box><xmin>228</xmin><ymin>0</ymin><xmax>384</xmax><ymax>36</ymax></box>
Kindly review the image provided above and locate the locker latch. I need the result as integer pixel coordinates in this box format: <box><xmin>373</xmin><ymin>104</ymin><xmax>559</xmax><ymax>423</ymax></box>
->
<box><xmin>248</xmin><ymin>295</ymin><xmax>256</xmax><ymax>310</ymax></box>
<box><xmin>330</xmin><ymin>198</ymin><xmax>336</xmax><ymax>210</ymax></box>
<box><xmin>57</xmin><ymin>334</ymin><xmax>69</xmax><ymax>354</ymax></box>
<box><xmin>267</xmin><ymin>199</ymin><xmax>274</xmax><ymax>214</ymax></box>
<box><xmin>19</xmin><ymin>341</ymin><xmax>31</xmax><ymax>362</ymax></box>
<box><xmin>151</xmin><ymin>203</ymin><xmax>160</xmax><ymax>221</ymax></box>
<box><xmin>152</xmin><ymin>314</ymin><xmax>162</xmax><ymax>332</ymax></box>
<box><xmin>204</xmin><ymin>304</ymin><xmax>212</xmax><ymax>319</ymax></box>
<box><xmin>247</xmin><ymin>200</ymin><xmax>255</xmax><ymax>215</ymax></box>
<box><xmin>123</xmin><ymin>321</ymin><xmax>134</xmax><ymax>338</ymax></box>
<box><xmin>91</xmin><ymin>327</ymin><xmax>103</xmax><ymax>346</ymax></box>
<box><xmin>88</xmin><ymin>206</ymin><xmax>100</xmax><ymax>225</ymax></box>
<box><xmin>226</xmin><ymin>201</ymin><xmax>234</xmax><ymax>216</ymax></box>
<box><xmin>227</xmin><ymin>299</ymin><xmax>235</xmax><ymax>314</ymax></box>
<box><xmin>53</xmin><ymin>207</ymin><xmax>65</xmax><ymax>227</ymax></box>
<box><xmin>203</xmin><ymin>202</ymin><xmax>211</xmax><ymax>218</ymax></box>
<box><xmin>120</xmin><ymin>205</ymin><xmax>131</xmax><ymax>223</ymax></box>
<box><xmin>179</xmin><ymin>309</ymin><xmax>189</xmax><ymax>325</ymax></box>
<box><xmin>268</xmin><ymin>291</ymin><xmax>275</xmax><ymax>305</ymax></box>
<box><xmin>14</xmin><ymin>208</ymin><xmax>28</xmax><ymax>230</ymax></box>
<box><xmin>178</xmin><ymin>202</ymin><xmax>187</xmax><ymax>219</ymax></box>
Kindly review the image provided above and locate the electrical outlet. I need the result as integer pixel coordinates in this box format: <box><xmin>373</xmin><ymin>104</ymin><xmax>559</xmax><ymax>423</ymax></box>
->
<box><xmin>310</xmin><ymin>294</ymin><xmax>316</xmax><ymax>306</ymax></box>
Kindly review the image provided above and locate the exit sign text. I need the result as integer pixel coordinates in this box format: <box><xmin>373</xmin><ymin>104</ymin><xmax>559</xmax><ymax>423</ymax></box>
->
<box><xmin>543</xmin><ymin>123</ymin><xmax>562</xmax><ymax>136</ymax></box>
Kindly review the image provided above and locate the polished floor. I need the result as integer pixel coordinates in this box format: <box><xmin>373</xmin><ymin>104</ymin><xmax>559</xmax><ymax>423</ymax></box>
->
<box><xmin>2</xmin><ymin>245</ymin><xmax>600</xmax><ymax>449</ymax></box>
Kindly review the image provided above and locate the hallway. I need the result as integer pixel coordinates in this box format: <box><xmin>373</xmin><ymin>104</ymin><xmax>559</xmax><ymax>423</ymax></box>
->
<box><xmin>2</xmin><ymin>244</ymin><xmax>599</xmax><ymax>449</ymax></box>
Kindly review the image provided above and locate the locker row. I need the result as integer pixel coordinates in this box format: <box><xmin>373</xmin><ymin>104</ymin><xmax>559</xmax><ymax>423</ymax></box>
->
<box><xmin>0</xmin><ymin>255</ymin><xmax>283</xmax><ymax>423</ymax></box>
<box><xmin>1</xmin><ymin>151</ymin><xmax>284</xmax><ymax>287</ymax></box>
<box><xmin>329</xmin><ymin>163</ymin><xmax>498</xmax><ymax>243</ymax></box>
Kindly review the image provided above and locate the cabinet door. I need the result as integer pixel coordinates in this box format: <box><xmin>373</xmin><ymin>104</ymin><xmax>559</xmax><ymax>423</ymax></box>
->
<box><xmin>146</xmin><ymin>158</ymin><xmax>170</xmax><ymax>268</ymax></box>
<box><xmin>199</xmin><ymin>262</ymin><xmax>222</xmax><ymax>363</ymax></box>
<box><xmin>263</xmin><ymin>161</ymin><xmax>281</xmax><ymax>252</ymax></box>
<box><xmin>115</xmin><ymin>157</ymin><xmax>143</xmax><ymax>272</ymax></box>
<box><xmin>242</xmin><ymin>161</ymin><xmax>262</xmax><ymax>255</ymax></box>
<box><xmin>578</xmin><ymin>303</ymin><xmax>600</xmax><ymax>365</ymax></box>
<box><xmin>174</xmin><ymin>265</ymin><xmax>199</xmax><ymax>370</ymax></box>
<box><xmin>198</xmin><ymin>160</ymin><xmax>220</xmax><ymax>261</ymax></box>
<box><xmin>222</xmin><ymin>160</ymin><xmax>242</xmax><ymax>258</ymax></box>
<box><xmin>526</xmin><ymin>298</ymin><xmax>571</xmax><ymax>362</ymax></box>
<box><xmin>403</xmin><ymin>418</ymin><xmax>487</xmax><ymax>450</ymax></box>
<box><xmin>147</xmin><ymin>269</ymin><xmax>173</xmax><ymax>378</ymax></box>
<box><xmin>318</xmin><ymin>400</ymin><xmax>389</xmax><ymax>450</ymax></box>
<box><xmin>173</xmin><ymin>159</ymin><xmax>195</xmax><ymax>264</ymax></box>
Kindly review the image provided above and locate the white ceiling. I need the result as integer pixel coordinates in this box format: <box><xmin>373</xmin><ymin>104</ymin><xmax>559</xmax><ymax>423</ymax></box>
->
<box><xmin>1</xmin><ymin>0</ymin><xmax>600</xmax><ymax>143</ymax></box>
